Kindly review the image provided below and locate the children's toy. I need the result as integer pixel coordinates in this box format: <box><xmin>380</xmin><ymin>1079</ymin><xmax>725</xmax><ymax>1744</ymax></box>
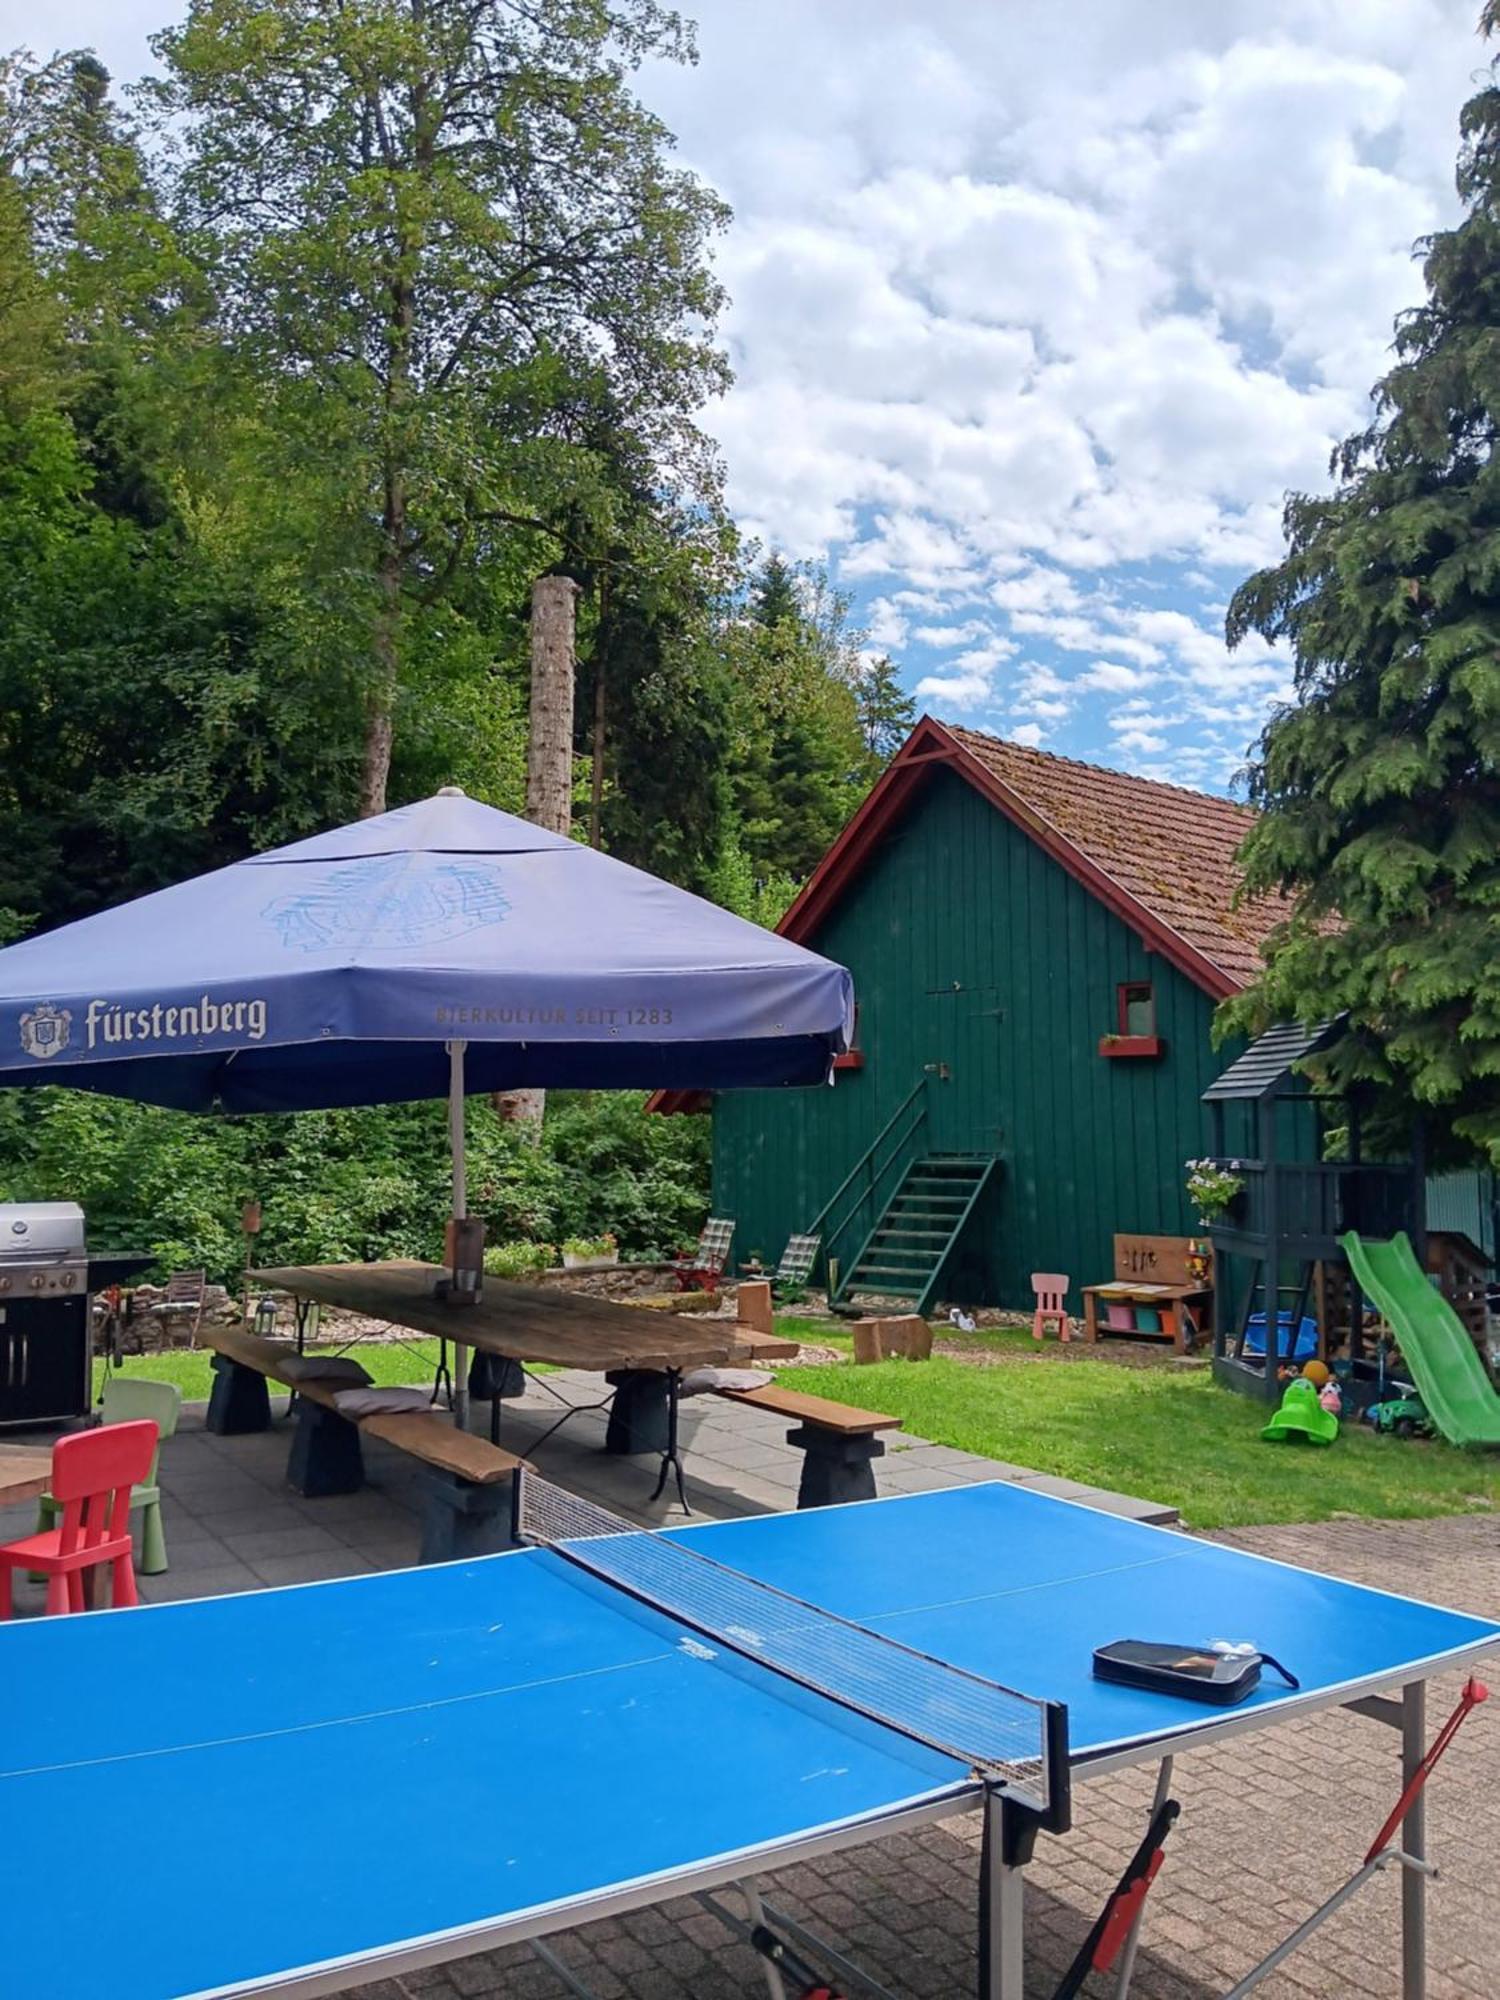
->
<box><xmin>1318</xmin><ymin>1380</ymin><xmax>1343</xmax><ymax>1417</ymax></box>
<box><xmin>1301</xmin><ymin>1359</ymin><xmax>1331</xmax><ymax>1388</ymax></box>
<box><xmin>1365</xmin><ymin>1396</ymin><xmax>1433</xmax><ymax>1440</ymax></box>
<box><xmin>1261</xmin><ymin>1376</ymin><xmax>1339</xmax><ymax>1445</ymax></box>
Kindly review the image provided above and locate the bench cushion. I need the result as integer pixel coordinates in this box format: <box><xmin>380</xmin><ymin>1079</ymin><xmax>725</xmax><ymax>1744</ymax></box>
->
<box><xmin>278</xmin><ymin>1353</ymin><xmax>374</xmax><ymax>1386</ymax></box>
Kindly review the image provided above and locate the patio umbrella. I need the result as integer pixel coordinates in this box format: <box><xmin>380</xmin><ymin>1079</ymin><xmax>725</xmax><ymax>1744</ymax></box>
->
<box><xmin>0</xmin><ymin>787</ymin><xmax>853</xmax><ymax>1412</ymax></box>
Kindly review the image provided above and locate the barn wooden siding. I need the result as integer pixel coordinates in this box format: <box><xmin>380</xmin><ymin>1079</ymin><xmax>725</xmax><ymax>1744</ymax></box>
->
<box><xmin>711</xmin><ymin>767</ymin><xmax>1231</xmax><ymax>1307</ymax></box>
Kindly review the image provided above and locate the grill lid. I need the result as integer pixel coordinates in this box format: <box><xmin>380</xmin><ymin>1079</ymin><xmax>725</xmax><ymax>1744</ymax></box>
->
<box><xmin>0</xmin><ymin>1202</ymin><xmax>86</xmax><ymax>1261</ymax></box>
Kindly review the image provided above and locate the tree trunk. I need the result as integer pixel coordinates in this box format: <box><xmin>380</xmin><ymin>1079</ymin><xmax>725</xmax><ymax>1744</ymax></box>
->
<box><xmin>363</xmin><ymin>206</ymin><xmax>414</xmax><ymax>819</ymax></box>
<box><xmin>589</xmin><ymin>640</ymin><xmax>607</xmax><ymax>848</ymax></box>
<box><xmin>361</xmin><ymin>510</ymin><xmax>403</xmax><ymax>817</ymax></box>
<box><xmin>496</xmin><ymin>572</ymin><xmax>582</xmax><ymax>1130</ymax></box>
<box><xmin>526</xmin><ymin>572</ymin><xmax>581</xmax><ymax>832</ymax></box>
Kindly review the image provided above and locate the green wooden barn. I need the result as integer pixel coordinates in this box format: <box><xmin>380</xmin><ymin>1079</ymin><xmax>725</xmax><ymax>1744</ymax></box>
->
<box><xmin>651</xmin><ymin>716</ymin><xmax>1284</xmax><ymax>1312</ymax></box>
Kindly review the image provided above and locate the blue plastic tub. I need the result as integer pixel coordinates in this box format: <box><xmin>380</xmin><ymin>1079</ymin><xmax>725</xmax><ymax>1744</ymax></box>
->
<box><xmin>1243</xmin><ymin>1312</ymin><xmax>1319</xmax><ymax>1362</ymax></box>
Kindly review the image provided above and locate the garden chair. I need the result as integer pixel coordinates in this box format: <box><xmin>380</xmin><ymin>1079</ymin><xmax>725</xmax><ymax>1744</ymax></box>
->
<box><xmin>1031</xmin><ymin>1272</ymin><xmax>1073</xmax><ymax>1343</ymax></box>
<box><xmin>35</xmin><ymin>1377</ymin><xmax>182</xmax><ymax>1576</ymax></box>
<box><xmin>146</xmin><ymin>1269</ymin><xmax>207</xmax><ymax>1347</ymax></box>
<box><xmin>671</xmin><ymin>1217</ymin><xmax>734</xmax><ymax>1293</ymax></box>
<box><xmin>773</xmin><ymin>1232</ymin><xmax>821</xmax><ymax>1297</ymax></box>
<box><xmin>0</xmin><ymin>1419</ymin><xmax>158</xmax><ymax>1617</ymax></box>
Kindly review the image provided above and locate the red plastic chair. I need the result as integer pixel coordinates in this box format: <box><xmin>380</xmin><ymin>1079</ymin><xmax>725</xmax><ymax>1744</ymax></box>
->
<box><xmin>1031</xmin><ymin>1273</ymin><xmax>1073</xmax><ymax>1343</ymax></box>
<box><xmin>0</xmin><ymin>1419</ymin><xmax>158</xmax><ymax>1618</ymax></box>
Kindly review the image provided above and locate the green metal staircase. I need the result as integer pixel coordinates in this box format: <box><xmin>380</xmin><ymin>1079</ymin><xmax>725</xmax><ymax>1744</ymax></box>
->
<box><xmin>831</xmin><ymin>1154</ymin><xmax>999</xmax><ymax>1316</ymax></box>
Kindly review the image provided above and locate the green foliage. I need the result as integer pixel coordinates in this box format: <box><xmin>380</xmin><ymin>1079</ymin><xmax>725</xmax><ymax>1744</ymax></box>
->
<box><xmin>0</xmin><ymin>31</ymin><xmax>893</xmax><ymax>1257</ymax></box>
<box><xmin>1224</xmin><ymin>46</ymin><xmax>1500</xmax><ymax>1166</ymax></box>
<box><xmin>725</xmin><ymin>556</ymin><xmax>872</xmax><ymax>888</ymax></box>
<box><xmin>854</xmin><ymin>654</ymin><xmax>917</xmax><ymax>762</ymax></box>
<box><xmin>484</xmin><ymin>1239</ymin><xmax>556</xmax><ymax>1278</ymax></box>
<box><xmin>0</xmin><ymin>1088</ymin><xmax>709</xmax><ymax>1282</ymax></box>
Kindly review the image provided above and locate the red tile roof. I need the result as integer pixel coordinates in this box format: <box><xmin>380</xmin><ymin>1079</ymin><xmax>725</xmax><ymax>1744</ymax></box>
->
<box><xmin>647</xmin><ymin>716</ymin><xmax>1281</xmax><ymax>1111</ymax></box>
<box><xmin>938</xmin><ymin>724</ymin><xmax>1279</xmax><ymax>993</ymax></box>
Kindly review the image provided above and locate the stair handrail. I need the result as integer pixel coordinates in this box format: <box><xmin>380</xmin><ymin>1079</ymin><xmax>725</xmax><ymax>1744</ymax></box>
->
<box><xmin>810</xmin><ymin>1074</ymin><xmax>931</xmax><ymax>1291</ymax></box>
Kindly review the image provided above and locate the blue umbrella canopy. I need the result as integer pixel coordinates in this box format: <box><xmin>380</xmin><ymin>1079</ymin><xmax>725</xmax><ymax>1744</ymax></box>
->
<box><xmin>0</xmin><ymin>790</ymin><xmax>853</xmax><ymax>1112</ymax></box>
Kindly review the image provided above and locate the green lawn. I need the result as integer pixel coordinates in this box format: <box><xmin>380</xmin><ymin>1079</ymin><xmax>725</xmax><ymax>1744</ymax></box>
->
<box><xmin>99</xmin><ymin>1318</ymin><xmax>1500</xmax><ymax>1532</ymax></box>
<box><xmin>94</xmin><ymin>1339</ymin><xmax>443</xmax><ymax>1403</ymax></box>
<box><xmin>772</xmin><ymin>1323</ymin><xmax>1500</xmax><ymax>1530</ymax></box>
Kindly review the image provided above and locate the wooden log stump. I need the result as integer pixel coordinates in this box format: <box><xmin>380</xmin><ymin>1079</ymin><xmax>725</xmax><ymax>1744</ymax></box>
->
<box><xmin>736</xmin><ymin>1280</ymin><xmax>774</xmax><ymax>1336</ymax></box>
<box><xmin>852</xmin><ymin>1315</ymin><xmax>933</xmax><ymax>1364</ymax></box>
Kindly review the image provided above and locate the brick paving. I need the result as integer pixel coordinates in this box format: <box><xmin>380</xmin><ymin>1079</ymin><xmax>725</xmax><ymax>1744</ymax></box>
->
<box><xmin>1</xmin><ymin>1386</ymin><xmax>1495</xmax><ymax>1997</ymax></box>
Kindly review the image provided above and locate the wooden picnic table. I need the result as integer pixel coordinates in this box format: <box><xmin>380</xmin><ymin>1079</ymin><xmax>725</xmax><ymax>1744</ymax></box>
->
<box><xmin>255</xmin><ymin>1260</ymin><xmax>796</xmax><ymax>1372</ymax></box>
<box><xmin>256</xmin><ymin>1261</ymin><xmax>798</xmax><ymax>1508</ymax></box>
<box><xmin>0</xmin><ymin>1443</ymin><xmax>52</xmax><ymax>1507</ymax></box>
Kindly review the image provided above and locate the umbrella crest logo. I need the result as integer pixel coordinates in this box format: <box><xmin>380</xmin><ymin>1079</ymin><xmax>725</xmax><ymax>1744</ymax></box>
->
<box><xmin>19</xmin><ymin>1003</ymin><xmax>72</xmax><ymax>1060</ymax></box>
<box><xmin>264</xmin><ymin>857</ymin><xmax>511</xmax><ymax>952</ymax></box>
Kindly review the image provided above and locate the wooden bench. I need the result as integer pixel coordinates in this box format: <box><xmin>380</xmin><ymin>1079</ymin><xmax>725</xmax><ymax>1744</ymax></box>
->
<box><xmin>715</xmin><ymin>1383</ymin><xmax>902</xmax><ymax>1507</ymax></box>
<box><xmin>202</xmin><ymin>1325</ymin><xmax>526</xmax><ymax>1561</ymax></box>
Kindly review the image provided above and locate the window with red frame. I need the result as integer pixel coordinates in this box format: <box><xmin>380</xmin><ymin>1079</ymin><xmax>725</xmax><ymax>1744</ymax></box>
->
<box><xmin>1118</xmin><ymin>982</ymin><xmax>1155</xmax><ymax>1037</ymax></box>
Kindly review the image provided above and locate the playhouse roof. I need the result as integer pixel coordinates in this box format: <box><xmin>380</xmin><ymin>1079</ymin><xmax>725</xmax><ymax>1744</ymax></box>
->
<box><xmin>1202</xmin><ymin>1019</ymin><xmax>1342</xmax><ymax>1102</ymax></box>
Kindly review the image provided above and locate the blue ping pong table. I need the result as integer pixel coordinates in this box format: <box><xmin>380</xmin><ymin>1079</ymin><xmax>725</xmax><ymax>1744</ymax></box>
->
<box><xmin>2</xmin><ymin>1476</ymin><xmax>1496</xmax><ymax>2000</ymax></box>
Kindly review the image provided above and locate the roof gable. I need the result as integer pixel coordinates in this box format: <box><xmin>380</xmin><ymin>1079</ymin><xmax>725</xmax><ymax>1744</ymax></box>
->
<box><xmin>778</xmin><ymin>716</ymin><xmax>1283</xmax><ymax>1001</ymax></box>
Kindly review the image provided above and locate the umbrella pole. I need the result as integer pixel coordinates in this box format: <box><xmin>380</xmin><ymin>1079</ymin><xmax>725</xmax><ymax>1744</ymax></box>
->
<box><xmin>448</xmin><ymin>1039</ymin><xmax>470</xmax><ymax>1430</ymax></box>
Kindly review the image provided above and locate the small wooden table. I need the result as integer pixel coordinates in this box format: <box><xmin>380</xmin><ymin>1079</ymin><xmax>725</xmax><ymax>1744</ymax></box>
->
<box><xmin>0</xmin><ymin>1444</ymin><xmax>52</xmax><ymax>1507</ymax></box>
<box><xmin>1081</xmin><ymin>1233</ymin><xmax>1212</xmax><ymax>1353</ymax></box>
<box><xmin>1081</xmin><ymin>1282</ymin><xmax>1210</xmax><ymax>1352</ymax></box>
<box><xmin>257</xmin><ymin>1261</ymin><xmax>798</xmax><ymax>1508</ymax></box>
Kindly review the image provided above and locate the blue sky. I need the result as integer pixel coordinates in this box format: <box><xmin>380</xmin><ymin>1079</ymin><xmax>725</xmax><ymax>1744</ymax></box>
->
<box><xmin>10</xmin><ymin>0</ymin><xmax>1490</xmax><ymax>792</ymax></box>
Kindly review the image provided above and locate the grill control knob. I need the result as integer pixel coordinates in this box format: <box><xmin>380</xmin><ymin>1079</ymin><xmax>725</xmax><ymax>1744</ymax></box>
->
<box><xmin>60</xmin><ymin>1271</ymin><xmax>77</xmax><ymax>1289</ymax></box>
<box><xmin>30</xmin><ymin>1273</ymin><xmax>47</xmax><ymax>1290</ymax></box>
<box><xmin>0</xmin><ymin>1275</ymin><xmax>10</xmax><ymax>1291</ymax></box>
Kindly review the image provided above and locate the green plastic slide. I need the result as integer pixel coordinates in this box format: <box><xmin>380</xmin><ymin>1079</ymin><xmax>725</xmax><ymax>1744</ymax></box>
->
<box><xmin>1340</xmin><ymin>1231</ymin><xmax>1500</xmax><ymax>1449</ymax></box>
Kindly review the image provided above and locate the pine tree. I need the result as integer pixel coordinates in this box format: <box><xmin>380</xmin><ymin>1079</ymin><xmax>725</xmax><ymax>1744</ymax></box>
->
<box><xmin>1225</xmin><ymin>21</ymin><xmax>1500</xmax><ymax>1162</ymax></box>
<box><xmin>855</xmin><ymin>654</ymin><xmax>916</xmax><ymax>765</ymax></box>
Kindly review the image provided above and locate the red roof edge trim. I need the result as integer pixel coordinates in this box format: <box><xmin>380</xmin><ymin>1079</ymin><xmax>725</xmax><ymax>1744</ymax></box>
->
<box><xmin>646</xmin><ymin>717</ymin><xmax>1239</xmax><ymax>1115</ymax></box>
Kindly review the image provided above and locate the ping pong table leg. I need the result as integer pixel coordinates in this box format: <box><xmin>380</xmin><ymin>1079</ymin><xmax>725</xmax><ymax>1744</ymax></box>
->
<box><xmin>979</xmin><ymin>1789</ymin><xmax>1028</xmax><ymax>2000</ymax></box>
<box><xmin>1401</xmin><ymin>1681</ymin><xmax>1426</xmax><ymax>2000</ymax></box>
<box><xmin>1112</xmin><ymin>1756</ymin><xmax>1173</xmax><ymax>1999</ymax></box>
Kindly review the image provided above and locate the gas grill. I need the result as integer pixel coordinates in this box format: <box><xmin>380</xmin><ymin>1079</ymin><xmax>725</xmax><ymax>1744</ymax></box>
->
<box><xmin>0</xmin><ymin>1202</ymin><xmax>92</xmax><ymax>1425</ymax></box>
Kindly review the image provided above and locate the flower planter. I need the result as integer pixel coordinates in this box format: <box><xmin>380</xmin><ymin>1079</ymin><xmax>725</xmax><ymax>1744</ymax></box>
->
<box><xmin>561</xmin><ymin>1253</ymin><xmax>619</xmax><ymax>1272</ymax></box>
<box><xmin>1098</xmin><ymin>1035</ymin><xmax>1164</xmax><ymax>1059</ymax></box>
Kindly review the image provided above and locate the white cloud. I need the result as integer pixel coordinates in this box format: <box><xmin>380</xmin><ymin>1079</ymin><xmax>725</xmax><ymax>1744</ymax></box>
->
<box><xmin>1081</xmin><ymin>660</ymin><xmax>1157</xmax><ymax>692</ymax></box>
<box><xmin>1009</xmin><ymin>722</ymin><xmax>1048</xmax><ymax>747</ymax></box>
<box><xmin>915</xmin><ymin>667</ymin><xmax>996</xmax><ymax>708</ymax></box>
<box><xmin>52</xmin><ymin>0</ymin><xmax>1484</xmax><ymax>792</ymax></box>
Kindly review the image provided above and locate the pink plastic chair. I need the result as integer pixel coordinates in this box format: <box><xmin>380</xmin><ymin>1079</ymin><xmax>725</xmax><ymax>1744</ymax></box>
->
<box><xmin>1031</xmin><ymin>1273</ymin><xmax>1073</xmax><ymax>1343</ymax></box>
<box><xmin>0</xmin><ymin>1420</ymin><xmax>157</xmax><ymax>1618</ymax></box>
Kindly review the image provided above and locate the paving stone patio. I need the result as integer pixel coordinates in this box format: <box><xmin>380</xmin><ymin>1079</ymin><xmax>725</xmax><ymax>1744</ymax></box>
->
<box><xmin>1</xmin><ymin>1376</ymin><xmax>1495</xmax><ymax>1998</ymax></box>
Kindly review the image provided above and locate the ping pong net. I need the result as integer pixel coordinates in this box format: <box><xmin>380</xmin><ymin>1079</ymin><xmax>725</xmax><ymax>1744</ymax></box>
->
<box><xmin>514</xmin><ymin>1469</ymin><xmax>1068</xmax><ymax>1817</ymax></box>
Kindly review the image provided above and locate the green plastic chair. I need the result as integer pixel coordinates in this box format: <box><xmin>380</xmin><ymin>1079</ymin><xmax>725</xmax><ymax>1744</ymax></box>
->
<box><xmin>36</xmin><ymin>1378</ymin><xmax>182</xmax><ymax>1575</ymax></box>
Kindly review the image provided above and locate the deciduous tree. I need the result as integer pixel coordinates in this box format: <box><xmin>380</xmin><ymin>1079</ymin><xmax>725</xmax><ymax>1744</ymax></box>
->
<box><xmin>150</xmin><ymin>0</ymin><xmax>729</xmax><ymax>814</ymax></box>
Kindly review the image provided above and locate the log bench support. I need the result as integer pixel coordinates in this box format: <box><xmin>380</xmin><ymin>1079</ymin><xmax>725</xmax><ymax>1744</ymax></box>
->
<box><xmin>786</xmin><ymin>1423</ymin><xmax>886</xmax><ymax>1508</ymax></box>
<box><xmin>604</xmin><ymin>1368</ymin><xmax>671</xmax><ymax>1455</ymax></box>
<box><xmin>417</xmin><ymin>1466</ymin><xmax>519</xmax><ymax>1564</ymax></box>
<box><xmin>286</xmin><ymin>1398</ymin><xmax>364</xmax><ymax>1498</ymax></box>
<box><xmin>206</xmin><ymin>1352</ymin><xmax>273</xmax><ymax>1436</ymax></box>
<box><xmin>715</xmin><ymin>1384</ymin><xmax>901</xmax><ymax>1511</ymax></box>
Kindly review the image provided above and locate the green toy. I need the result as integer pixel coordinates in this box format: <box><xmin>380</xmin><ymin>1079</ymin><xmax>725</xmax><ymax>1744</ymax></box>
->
<box><xmin>1261</xmin><ymin>1376</ymin><xmax>1339</xmax><ymax>1446</ymax></box>
<box><xmin>1365</xmin><ymin>1396</ymin><xmax>1433</xmax><ymax>1440</ymax></box>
